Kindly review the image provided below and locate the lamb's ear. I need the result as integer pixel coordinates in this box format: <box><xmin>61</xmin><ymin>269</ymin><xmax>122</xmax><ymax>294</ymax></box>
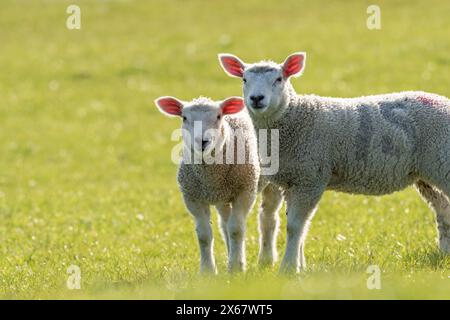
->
<box><xmin>154</xmin><ymin>96</ymin><xmax>184</xmax><ymax>117</ymax></box>
<box><xmin>282</xmin><ymin>52</ymin><xmax>306</xmax><ymax>78</ymax></box>
<box><xmin>220</xmin><ymin>97</ymin><xmax>245</xmax><ymax>115</ymax></box>
<box><xmin>218</xmin><ymin>53</ymin><xmax>246</xmax><ymax>78</ymax></box>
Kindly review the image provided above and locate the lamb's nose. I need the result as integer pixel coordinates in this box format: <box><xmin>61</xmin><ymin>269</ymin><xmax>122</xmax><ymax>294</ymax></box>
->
<box><xmin>201</xmin><ymin>140</ymin><xmax>210</xmax><ymax>151</ymax></box>
<box><xmin>250</xmin><ymin>95</ymin><xmax>264</xmax><ymax>103</ymax></box>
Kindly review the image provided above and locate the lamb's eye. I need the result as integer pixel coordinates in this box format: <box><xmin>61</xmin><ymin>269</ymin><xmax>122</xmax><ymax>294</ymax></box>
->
<box><xmin>217</xmin><ymin>115</ymin><xmax>221</xmax><ymax>120</ymax></box>
<box><xmin>275</xmin><ymin>77</ymin><xmax>282</xmax><ymax>83</ymax></box>
<box><xmin>243</xmin><ymin>78</ymin><xmax>247</xmax><ymax>83</ymax></box>
<box><xmin>182</xmin><ymin>116</ymin><xmax>187</xmax><ymax>122</ymax></box>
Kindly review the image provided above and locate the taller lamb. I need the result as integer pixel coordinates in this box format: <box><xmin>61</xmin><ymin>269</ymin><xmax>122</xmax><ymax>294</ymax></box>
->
<box><xmin>219</xmin><ymin>52</ymin><xmax>450</xmax><ymax>273</ymax></box>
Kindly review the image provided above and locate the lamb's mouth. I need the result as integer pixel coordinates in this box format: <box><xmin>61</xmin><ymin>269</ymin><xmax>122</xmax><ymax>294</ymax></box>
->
<box><xmin>249</xmin><ymin>104</ymin><xmax>268</xmax><ymax>113</ymax></box>
<box><xmin>199</xmin><ymin>141</ymin><xmax>215</xmax><ymax>155</ymax></box>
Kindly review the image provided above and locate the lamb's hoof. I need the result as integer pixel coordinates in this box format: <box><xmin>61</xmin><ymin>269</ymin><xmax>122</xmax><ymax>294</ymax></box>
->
<box><xmin>258</xmin><ymin>252</ymin><xmax>277</xmax><ymax>269</ymax></box>
<box><xmin>439</xmin><ymin>237</ymin><xmax>450</xmax><ymax>254</ymax></box>
<box><xmin>258</xmin><ymin>259</ymin><xmax>274</xmax><ymax>269</ymax></box>
<box><xmin>279</xmin><ymin>262</ymin><xmax>299</xmax><ymax>276</ymax></box>
<box><xmin>228</xmin><ymin>261</ymin><xmax>245</xmax><ymax>274</ymax></box>
<box><xmin>200</xmin><ymin>265</ymin><xmax>217</xmax><ymax>275</ymax></box>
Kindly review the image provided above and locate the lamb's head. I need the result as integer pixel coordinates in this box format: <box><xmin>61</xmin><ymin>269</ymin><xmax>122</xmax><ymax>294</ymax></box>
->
<box><xmin>154</xmin><ymin>96</ymin><xmax>244</xmax><ymax>156</ymax></box>
<box><xmin>218</xmin><ymin>52</ymin><xmax>306</xmax><ymax>119</ymax></box>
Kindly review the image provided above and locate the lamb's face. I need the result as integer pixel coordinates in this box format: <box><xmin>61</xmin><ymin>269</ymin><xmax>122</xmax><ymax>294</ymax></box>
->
<box><xmin>182</xmin><ymin>103</ymin><xmax>224</xmax><ymax>156</ymax></box>
<box><xmin>242</xmin><ymin>65</ymin><xmax>285</xmax><ymax>114</ymax></box>
<box><xmin>219</xmin><ymin>52</ymin><xmax>306</xmax><ymax>118</ymax></box>
<box><xmin>154</xmin><ymin>96</ymin><xmax>245</xmax><ymax>157</ymax></box>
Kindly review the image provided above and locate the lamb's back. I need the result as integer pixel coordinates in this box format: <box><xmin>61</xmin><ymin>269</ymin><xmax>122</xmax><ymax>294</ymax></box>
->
<box><xmin>270</xmin><ymin>91</ymin><xmax>448</xmax><ymax>194</ymax></box>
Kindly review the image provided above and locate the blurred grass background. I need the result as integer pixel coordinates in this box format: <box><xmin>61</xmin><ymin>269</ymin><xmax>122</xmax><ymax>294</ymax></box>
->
<box><xmin>0</xmin><ymin>0</ymin><xmax>448</xmax><ymax>299</ymax></box>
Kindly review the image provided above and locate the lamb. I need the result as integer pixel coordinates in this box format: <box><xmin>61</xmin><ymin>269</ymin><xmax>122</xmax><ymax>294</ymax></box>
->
<box><xmin>218</xmin><ymin>52</ymin><xmax>450</xmax><ymax>273</ymax></box>
<box><xmin>154</xmin><ymin>96</ymin><xmax>283</xmax><ymax>273</ymax></box>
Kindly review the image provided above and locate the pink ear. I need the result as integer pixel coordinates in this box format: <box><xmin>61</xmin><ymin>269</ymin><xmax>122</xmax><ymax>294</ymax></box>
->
<box><xmin>154</xmin><ymin>96</ymin><xmax>183</xmax><ymax>116</ymax></box>
<box><xmin>282</xmin><ymin>52</ymin><xmax>306</xmax><ymax>78</ymax></box>
<box><xmin>218</xmin><ymin>54</ymin><xmax>245</xmax><ymax>78</ymax></box>
<box><xmin>221</xmin><ymin>97</ymin><xmax>245</xmax><ymax>115</ymax></box>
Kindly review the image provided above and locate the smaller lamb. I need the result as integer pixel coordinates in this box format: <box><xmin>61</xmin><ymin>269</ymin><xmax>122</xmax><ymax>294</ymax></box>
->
<box><xmin>155</xmin><ymin>96</ymin><xmax>283</xmax><ymax>273</ymax></box>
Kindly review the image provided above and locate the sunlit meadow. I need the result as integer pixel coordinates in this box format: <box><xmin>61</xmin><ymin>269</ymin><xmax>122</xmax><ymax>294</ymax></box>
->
<box><xmin>0</xmin><ymin>0</ymin><xmax>448</xmax><ymax>299</ymax></box>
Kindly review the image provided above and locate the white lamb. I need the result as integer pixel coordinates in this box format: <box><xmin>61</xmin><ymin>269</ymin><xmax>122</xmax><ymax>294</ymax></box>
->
<box><xmin>218</xmin><ymin>52</ymin><xmax>450</xmax><ymax>273</ymax></box>
<box><xmin>154</xmin><ymin>96</ymin><xmax>283</xmax><ymax>273</ymax></box>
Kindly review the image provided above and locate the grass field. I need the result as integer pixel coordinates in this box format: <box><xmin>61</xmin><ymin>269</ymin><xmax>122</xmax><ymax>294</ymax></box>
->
<box><xmin>0</xmin><ymin>0</ymin><xmax>449</xmax><ymax>299</ymax></box>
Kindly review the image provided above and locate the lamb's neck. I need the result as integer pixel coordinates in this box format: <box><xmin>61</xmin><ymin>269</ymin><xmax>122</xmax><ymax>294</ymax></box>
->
<box><xmin>286</xmin><ymin>82</ymin><xmax>300</xmax><ymax>107</ymax></box>
<box><xmin>252</xmin><ymin>82</ymin><xmax>305</xmax><ymax>129</ymax></box>
<box><xmin>191</xmin><ymin>160</ymin><xmax>229</xmax><ymax>177</ymax></box>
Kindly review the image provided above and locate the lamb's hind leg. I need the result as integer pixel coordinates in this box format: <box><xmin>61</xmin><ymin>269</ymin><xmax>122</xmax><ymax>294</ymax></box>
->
<box><xmin>415</xmin><ymin>180</ymin><xmax>450</xmax><ymax>253</ymax></box>
<box><xmin>258</xmin><ymin>183</ymin><xmax>283</xmax><ymax>267</ymax></box>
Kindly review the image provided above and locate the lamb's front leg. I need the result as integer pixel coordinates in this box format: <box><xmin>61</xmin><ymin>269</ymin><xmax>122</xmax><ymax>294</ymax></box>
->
<box><xmin>279</xmin><ymin>186</ymin><xmax>324</xmax><ymax>274</ymax></box>
<box><xmin>228</xmin><ymin>191</ymin><xmax>256</xmax><ymax>272</ymax></box>
<box><xmin>184</xmin><ymin>198</ymin><xmax>216</xmax><ymax>274</ymax></box>
<box><xmin>258</xmin><ymin>183</ymin><xmax>283</xmax><ymax>267</ymax></box>
<box><xmin>216</xmin><ymin>203</ymin><xmax>231</xmax><ymax>255</ymax></box>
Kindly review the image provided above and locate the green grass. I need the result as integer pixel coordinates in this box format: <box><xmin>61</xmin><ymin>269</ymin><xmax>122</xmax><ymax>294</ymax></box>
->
<box><xmin>0</xmin><ymin>0</ymin><xmax>449</xmax><ymax>299</ymax></box>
